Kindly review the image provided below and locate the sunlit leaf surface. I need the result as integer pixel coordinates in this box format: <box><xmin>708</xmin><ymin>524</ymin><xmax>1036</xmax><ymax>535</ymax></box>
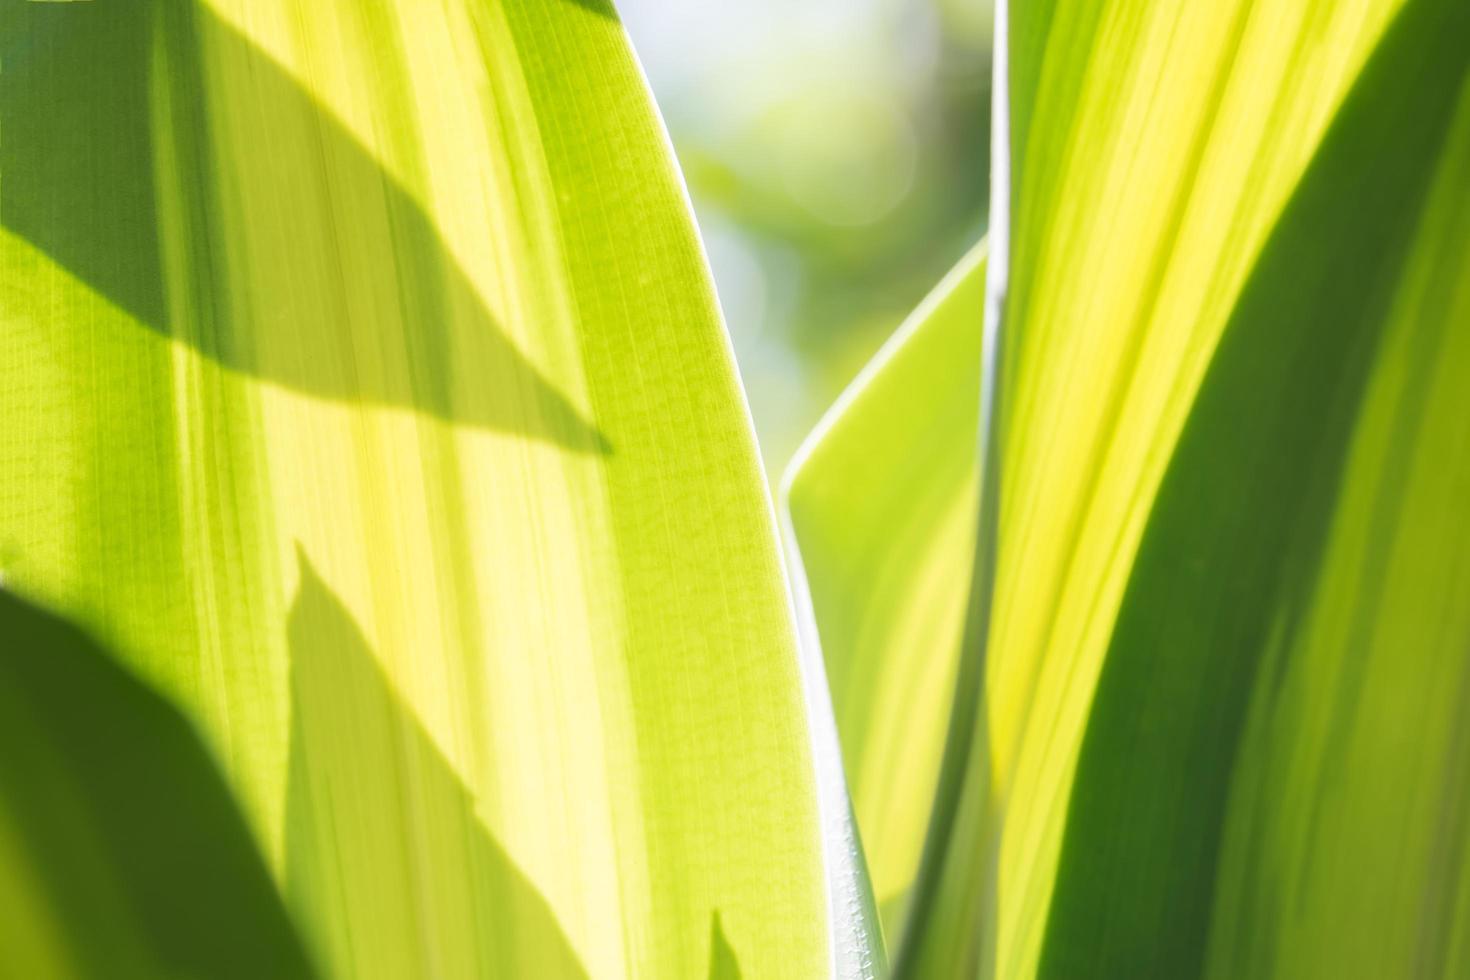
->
<box><xmin>1041</xmin><ymin>3</ymin><xmax>1470</xmax><ymax>974</ymax></box>
<box><xmin>0</xmin><ymin>0</ymin><xmax>832</xmax><ymax>975</ymax></box>
<box><xmin>788</xmin><ymin>0</ymin><xmax>1470</xmax><ymax>975</ymax></box>
<box><xmin>987</xmin><ymin>0</ymin><xmax>1470</xmax><ymax>974</ymax></box>
<box><xmin>784</xmin><ymin>243</ymin><xmax>984</xmax><ymax>947</ymax></box>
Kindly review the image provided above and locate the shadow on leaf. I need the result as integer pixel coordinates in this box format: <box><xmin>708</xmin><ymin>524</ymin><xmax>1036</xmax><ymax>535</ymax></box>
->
<box><xmin>283</xmin><ymin>548</ymin><xmax>587</xmax><ymax>979</ymax></box>
<box><xmin>0</xmin><ymin>0</ymin><xmax>608</xmax><ymax>452</ymax></box>
<box><xmin>708</xmin><ymin>911</ymin><xmax>743</xmax><ymax>980</ymax></box>
<box><xmin>0</xmin><ymin>590</ymin><xmax>314</xmax><ymax>979</ymax></box>
<box><xmin>1039</xmin><ymin>1</ymin><xmax>1470</xmax><ymax>977</ymax></box>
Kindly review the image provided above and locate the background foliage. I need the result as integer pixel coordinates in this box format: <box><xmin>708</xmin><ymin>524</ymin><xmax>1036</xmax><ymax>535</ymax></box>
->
<box><xmin>621</xmin><ymin>0</ymin><xmax>992</xmax><ymax>475</ymax></box>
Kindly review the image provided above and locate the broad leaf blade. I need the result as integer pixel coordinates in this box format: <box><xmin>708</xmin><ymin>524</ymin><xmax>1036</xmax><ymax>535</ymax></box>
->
<box><xmin>0</xmin><ymin>0</ymin><xmax>828</xmax><ymax>975</ymax></box>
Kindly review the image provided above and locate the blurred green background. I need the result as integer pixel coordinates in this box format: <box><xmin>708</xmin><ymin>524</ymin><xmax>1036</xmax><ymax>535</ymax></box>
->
<box><xmin>620</xmin><ymin>0</ymin><xmax>992</xmax><ymax>476</ymax></box>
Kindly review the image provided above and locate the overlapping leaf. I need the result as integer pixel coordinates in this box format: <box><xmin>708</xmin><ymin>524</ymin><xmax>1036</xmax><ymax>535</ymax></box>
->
<box><xmin>1041</xmin><ymin>3</ymin><xmax>1470</xmax><ymax>974</ymax></box>
<box><xmin>784</xmin><ymin>243</ymin><xmax>985</xmax><ymax>947</ymax></box>
<box><xmin>787</xmin><ymin>0</ymin><xmax>1470</xmax><ymax>976</ymax></box>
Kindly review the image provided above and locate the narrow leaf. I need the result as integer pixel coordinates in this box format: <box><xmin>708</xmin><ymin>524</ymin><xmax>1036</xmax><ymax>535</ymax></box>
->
<box><xmin>784</xmin><ymin>242</ymin><xmax>985</xmax><ymax>952</ymax></box>
<box><xmin>1041</xmin><ymin>1</ymin><xmax>1470</xmax><ymax>975</ymax></box>
<box><xmin>983</xmin><ymin>0</ymin><xmax>1426</xmax><ymax>974</ymax></box>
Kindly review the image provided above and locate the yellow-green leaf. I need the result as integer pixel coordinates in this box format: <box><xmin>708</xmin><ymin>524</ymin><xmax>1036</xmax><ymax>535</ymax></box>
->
<box><xmin>1039</xmin><ymin>1</ymin><xmax>1470</xmax><ymax>974</ymax></box>
<box><xmin>0</xmin><ymin>0</ymin><xmax>834</xmax><ymax>975</ymax></box>
<box><xmin>784</xmin><ymin>242</ymin><xmax>985</xmax><ymax>948</ymax></box>
<box><xmin>786</xmin><ymin>0</ymin><xmax>1470</xmax><ymax>975</ymax></box>
<box><xmin>967</xmin><ymin>0</ymin><xmax>1453</xmax><ymax>974</ymax></box>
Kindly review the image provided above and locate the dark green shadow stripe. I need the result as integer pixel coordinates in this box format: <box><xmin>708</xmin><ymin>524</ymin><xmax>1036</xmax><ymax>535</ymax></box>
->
<box><xmin>1</xmin><ymin>0</ymin><xmax>608</xmax><ymax>451</ymax></box>
<box><xmin>0</xmin><ymin>590</ymin><xmax>316</xmax><ymax>979</ymax></box>
<box><xmin>1036</xmin><ymin>0</ymin><xmax>1470</xmax><ymax>976</ymax></box>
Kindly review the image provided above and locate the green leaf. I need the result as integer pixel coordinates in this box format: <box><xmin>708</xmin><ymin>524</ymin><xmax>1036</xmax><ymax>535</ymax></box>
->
<box><xmin>1040</xmin><ymin>0</ymin><xmax>1470</xmax><ymax>975</ymax></box>
<box><xmin>784</xmin><ymin>242</ymin><xmax>985</xmax><ymax>950</ymax></box>
<box><xmin>0</xmin><ymin>589</ymin><xmax>313</xmax><ymax>980</ymax></box>
<box><xmin>0</xmin><ymin>0</ymin><xmax>835</xmax><ymax>974</ymax></box>
<box><xmin>972</xmin><ymin>0</ymin><xmax>1462</xmax><ymax>975</ymax></box>
<box><xmin>788</xmin><ymin>0</ymin><xmax>1470</xmax><ymax>975</ymax></box>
